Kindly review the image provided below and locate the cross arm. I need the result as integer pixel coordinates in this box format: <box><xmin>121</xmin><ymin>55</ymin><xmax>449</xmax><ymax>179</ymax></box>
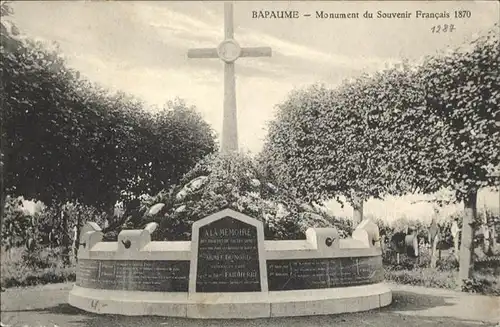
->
<box><xmin>240</xmin><ymin>47</ymin><xmax>272</xmax><ymax>58</ymax></box>
<box><xmin>187</xmin><ymin>48</ymin><xmax>219</xmax><ymax>59</ymax></box>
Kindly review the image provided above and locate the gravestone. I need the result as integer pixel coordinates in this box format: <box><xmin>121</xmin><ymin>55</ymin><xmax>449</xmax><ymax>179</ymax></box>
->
<box><xmin>451</xmin><ymin>220</ymin><xmax>461</xmax><ymax>260</ymax></box>
<box><xmin>188</xmin><ymin>209</ymin><xmax>268</xmax><ymax>293</ymax></box>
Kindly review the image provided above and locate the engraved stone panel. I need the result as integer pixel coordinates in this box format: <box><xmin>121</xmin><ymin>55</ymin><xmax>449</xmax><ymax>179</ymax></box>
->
<box><xmin>266</xmin><ymin>256</ymin><xmax>383</xmax><ymax>291</ymax></box>
<box><xmin>196</xmin><ymin>216</ymin><xmax>261</xmax><ymax>292</ymax></box>
<box><xmin>76</xmin><ymin>259</ymin><xmax>190</xmax><ymax>292</ymax></box>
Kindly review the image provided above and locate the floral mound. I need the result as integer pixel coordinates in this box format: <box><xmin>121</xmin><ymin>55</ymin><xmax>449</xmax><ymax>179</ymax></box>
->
<box><xmin>110</xmin><ymin>152</ymin><xmax>352</xmax><ymax>241</ymax></box>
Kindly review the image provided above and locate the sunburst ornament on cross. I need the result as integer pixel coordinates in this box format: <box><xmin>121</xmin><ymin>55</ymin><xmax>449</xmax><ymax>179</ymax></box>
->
<box><xmin>187</xmin><ymin>2</ymin><xmax>272</xmax><ymax>153</ymax></box>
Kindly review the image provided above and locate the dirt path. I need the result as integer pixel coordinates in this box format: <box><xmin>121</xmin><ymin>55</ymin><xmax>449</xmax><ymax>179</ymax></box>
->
<box><xmin>1</xmin><ymin>283</ymin><xmax>499</xmax><ymax>327</ymax></box>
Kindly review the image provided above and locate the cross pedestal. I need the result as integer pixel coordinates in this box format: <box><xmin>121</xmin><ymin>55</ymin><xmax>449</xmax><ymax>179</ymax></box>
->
<box><xmin>187</xmin><ymin>2</ymin><xmax>272</xmax><ymax>153</ymax></box>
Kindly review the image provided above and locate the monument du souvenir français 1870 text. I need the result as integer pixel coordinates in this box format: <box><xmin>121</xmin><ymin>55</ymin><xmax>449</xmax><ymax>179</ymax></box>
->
<box><xmin>68</xmin><ymin>2</ymin><xmax>392</xmax><ymax>319</ymax></box>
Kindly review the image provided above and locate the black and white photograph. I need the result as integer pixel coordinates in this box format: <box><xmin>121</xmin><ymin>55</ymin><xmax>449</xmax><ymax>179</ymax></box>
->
<box><xmin>1</xmin><ymin>1</ymin><xmax>499</xmax><ymax>326</ymax></box>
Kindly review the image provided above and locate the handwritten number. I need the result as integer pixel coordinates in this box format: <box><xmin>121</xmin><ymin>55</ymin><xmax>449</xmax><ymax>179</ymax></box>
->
<box><xmin>431</xmin><ymin>25</ymin><xmax>441</xmax><ymax>33</ymax></box>
<box><xmin>431</xmin><ymin>24</ymin><xmax>455</xmax><ymax>33</ymax></box>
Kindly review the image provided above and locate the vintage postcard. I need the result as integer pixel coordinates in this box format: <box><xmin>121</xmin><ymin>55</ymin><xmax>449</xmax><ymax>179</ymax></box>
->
<box><xmin>1</xmin><ymin>1</ymin><xmax>499</xmax><ymax>326</ymax></box>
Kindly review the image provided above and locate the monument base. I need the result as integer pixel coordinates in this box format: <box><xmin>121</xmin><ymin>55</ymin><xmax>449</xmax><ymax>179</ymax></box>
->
<box><xmin>68</xmin><ymin>283</ymin><xmax>392</xmax><ymax>319</ymax></box>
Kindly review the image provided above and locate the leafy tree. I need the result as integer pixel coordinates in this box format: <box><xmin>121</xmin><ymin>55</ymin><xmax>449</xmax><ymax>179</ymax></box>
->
<box><xmin>406</xmin><ymin>27</ymin><xmax>499</xmax><ymax>281</ymax></box>
<box><xmin>0</xmin><ymin>30</ymin><xmax>116</xmax><ymax>264</ymax></box>
<box><xmin>1</xmin><ymin>10</ymin><xmax>216</xmax><ymax>207</ymax></box>
<box><xmin>260</xmin><ymin>69</ymin><xmax>419</xmax><ymax>224</ymax></box>
<box><xmin>124</xmin><ymin>99</ymin><xmax>217</xmax><ymax>198</ymax></box>
<box><xmin>261</xmin><ymin>25</ymin><xmax>499</xmax><ymax>283</ymax></box>
<box><xmin>1</xmin><ymin>3</ymin><xmax>217</xmax><ymax>264</ymax></box>
<box><xmin>0</xmin><ymin>0</ymin><xmax>17</xmax><ymax>241</ymax></box>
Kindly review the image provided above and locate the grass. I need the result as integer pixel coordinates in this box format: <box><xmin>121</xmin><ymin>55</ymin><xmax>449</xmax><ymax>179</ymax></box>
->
<box><xmin>385</xmin><ymin>267</ymin><xmax>459</xmax><ymax>289</ymax></box>
<box><xmin>1</xmin><ymin>247</ymin><xmax>76</xmax><ymax>289</ymax></box>
<box><xmin>382</xmin><ymin>246</ymin><xmax>500</xmax><ymax>296</ymax></box>
<box><xmin>384</xmin><ymin>266</ymin><xmax>500</xmax><ymax>296</ymax></box>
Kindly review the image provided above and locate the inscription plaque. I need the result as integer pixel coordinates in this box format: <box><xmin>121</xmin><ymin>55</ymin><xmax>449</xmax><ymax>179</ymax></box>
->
<box><xmin>267</xmin><ymin>256</ymin><xmax>383</xmax><ymax>291</ymax></box>
<box><xmin>76</xmin><ymin>259</ymin><xmax>190</xmax><ymax>292</ymax></box>
<box><xmin>196</xmin><ymin>216</ymin><xmax>261</xmax><ymax>292</ymax></box>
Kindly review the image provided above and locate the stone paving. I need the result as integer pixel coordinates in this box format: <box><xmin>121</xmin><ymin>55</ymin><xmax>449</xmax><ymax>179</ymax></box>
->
<box><xmin>1</xmin><ymin>283</ymin><xmax>499</xmax><ymax>327</ymax></box>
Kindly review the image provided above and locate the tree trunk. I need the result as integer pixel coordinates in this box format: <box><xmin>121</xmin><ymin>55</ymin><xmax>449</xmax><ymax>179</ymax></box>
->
<box><xmin>0</xmin><ymin>155</ymin><xmax>6</xmax><ymax>241</ymax></box>
<box><xmin>61</xmin><ymin>207</ymin><xmax>70</xmax><ymax>267</ymax></box>
<box><xmin>74</xmin><ymin>210</ymin><xmax>82</xmax><ymax>263</ymax></box>
<box><xmin>0</xmin><ymin>193</ymin><xmax>5</xmax><ymax>241</ymax></box>
<box><xmin>0</xmin><ymin>150</ymin><xmax>5</xmax><ymax>240</ymax></box>
<box><xmin>458</xmin><ymin>190</ymin><xmax>477</xmax><ymax>284</ymax></box>
<box><xmin>352</xmin><ymin>196</ymin><xmax>364</xmax><ymax>227</ymax></box>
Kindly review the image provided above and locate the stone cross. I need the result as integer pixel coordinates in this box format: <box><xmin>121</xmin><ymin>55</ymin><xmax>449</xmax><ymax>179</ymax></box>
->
<box><xmin>187</xmin><ymin>2</ymin><xmax>272</xmax><ymax>153</ymax></box>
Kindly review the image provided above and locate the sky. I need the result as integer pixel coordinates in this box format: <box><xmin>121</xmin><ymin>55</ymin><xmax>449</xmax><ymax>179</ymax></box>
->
<box><xmin>8</xmin><ymin>1</ymin><xmax>500</xmax><ymax>222</ymax></box>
